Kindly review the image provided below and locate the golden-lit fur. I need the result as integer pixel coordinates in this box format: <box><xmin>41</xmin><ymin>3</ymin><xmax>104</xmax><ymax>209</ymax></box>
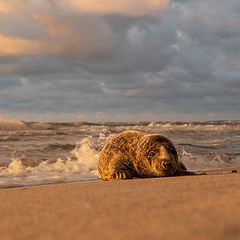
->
<box><xmin>98</xmin><ymin>131</ymin><xmax>190</xmax><ymax>180</ymax></box>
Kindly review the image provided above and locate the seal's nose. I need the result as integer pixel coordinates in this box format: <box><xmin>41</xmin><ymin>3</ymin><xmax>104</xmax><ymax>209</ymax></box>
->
<box><xmin>160</xmin><ymin>146</ymin><xmax>172</xmax><ymax>170</ymax></box>
<box><xmin>161</xmin><ymin>161</ymin><xmax>173</xmax><ymax>169</ymax></box>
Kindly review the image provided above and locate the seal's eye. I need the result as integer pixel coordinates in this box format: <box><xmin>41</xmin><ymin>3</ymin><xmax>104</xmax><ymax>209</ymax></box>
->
<box><xmin>149</xmin><ymin>152</ymin><xmax>155</xmax><ymax>157</ymax></box>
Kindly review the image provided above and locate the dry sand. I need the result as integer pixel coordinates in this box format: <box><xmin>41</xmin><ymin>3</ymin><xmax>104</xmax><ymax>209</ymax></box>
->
<box><xmin>1</xmin><ymin>169</ymin><xmax>240</xmax><ymax>240</ymax></box>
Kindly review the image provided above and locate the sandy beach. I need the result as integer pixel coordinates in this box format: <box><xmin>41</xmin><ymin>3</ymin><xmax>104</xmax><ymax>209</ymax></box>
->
<box><xmin>1</xmin><ymin>169</ymin><xmax>240</xmax><ymax>240</ymax></box>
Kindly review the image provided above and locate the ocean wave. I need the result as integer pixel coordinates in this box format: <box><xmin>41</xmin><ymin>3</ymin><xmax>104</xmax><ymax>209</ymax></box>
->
<box><xmin>0</xmin><ymin>137</ymin><xmax>100</xmax><ymax>188</ymax></box>
<box><xmin>1</xmin><ymin>118</ymin><xmax>240</xmax><ymax>132</ymax></box>
<box><xmin>180</xmin><ymin>149</ymin><xmax>240</xmax><ymax>171</ymax></box>
<box><xmin>43</xmin><ymin>143</ymin><xmax>76</xmax><ymax>151</ymax></box>
<box><xmin>0</xmin><ymin>117</ymin><xmax>27</xmax><ymax>131</ymax></box>
<box><xmin>1</xmin><ymin>118</ymin><xmax>240</xmax><ymax>188</ymax></box>
<box><xmin>178</xmin><ymin>143</ymin><xmax>225</xmax><ymax>150</ymax></box>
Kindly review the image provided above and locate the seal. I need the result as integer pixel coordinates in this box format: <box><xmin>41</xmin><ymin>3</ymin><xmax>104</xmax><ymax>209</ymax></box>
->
<box><xmin>98</xmin><ymin>131</ymin><xmax>191</xmax><ymax>180</ymax></box>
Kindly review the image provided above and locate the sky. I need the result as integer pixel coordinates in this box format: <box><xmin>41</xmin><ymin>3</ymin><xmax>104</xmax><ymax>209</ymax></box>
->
<box><xmin>0</xmin><ymin>0</ymin><xmax>240</xmax><ymax>122</ymax></box>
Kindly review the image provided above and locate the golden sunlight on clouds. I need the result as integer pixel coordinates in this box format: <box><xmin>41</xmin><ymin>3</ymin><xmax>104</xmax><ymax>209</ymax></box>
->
<box><xmin>0</xmin><ymin>0</ymin><xmax>169</xmax><ymax>58</ymax></box>
<box><xmin>1</xmin><ymin>0</ymin><xmax>169</xmax><ymax>16</ymax></box>
<box><xmin>67</xmin><ymin>0</ymin><xmax>169</xmax><ymax>16</ymax></box>
<box><xmin>0</xmin><ymin>0</ymin><xmax>26</xmax><ymax>14</ymax></box>
<box><xmin>0</xmin><ymin>2</ymin><xmax>9</xmax><ymax>13</ymax></box>
<box><xmin>0</xmin><ymin>34</ymin><xmax>60</xmax><ymax>57</ymax></box>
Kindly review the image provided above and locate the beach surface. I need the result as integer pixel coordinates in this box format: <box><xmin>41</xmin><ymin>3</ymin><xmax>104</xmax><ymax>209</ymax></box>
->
<box><xmin>1</xmin><ymin>169</ymin><xmax>240</xmax><ymax>240</ymax></box>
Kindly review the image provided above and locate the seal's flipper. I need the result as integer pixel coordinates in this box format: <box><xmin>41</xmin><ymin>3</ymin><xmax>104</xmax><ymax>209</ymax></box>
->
<box><xmin>110</xmin><ymin>158</ymin><xmax>136</xmax><ymax>180</ymax></box>
<box><xmin>111</xmin><ymin>170</ymin><xmax>133</xmax><ymax>179</ymax></box>
<box><xmin>178</xmin><ymin>161</ymin><xmax>187</xmax><ymax>171</ymax></box>
<box><xmin>173</xmin><ymin>161</ymin><xmax>196</xmax><ymax>176</ymax></box>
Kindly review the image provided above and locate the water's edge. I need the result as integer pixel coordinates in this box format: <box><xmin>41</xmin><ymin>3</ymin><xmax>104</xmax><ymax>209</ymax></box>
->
<box><xmin>1</xmin><ymin>119</ymin><xmax>240</xmax><ymax>188</ymax></box>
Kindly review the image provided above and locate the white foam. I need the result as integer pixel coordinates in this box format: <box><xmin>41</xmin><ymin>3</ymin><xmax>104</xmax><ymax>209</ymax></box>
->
<box><xmin>180</xmin><ymin>149</ymin><xmax>240</xmax><ymax>171</ymax></box>
<box><xmin>0</xmin><ymin>137</ymin><xmax>100</xmax><ymax>188</ymax></box>
<box><xmin>1</xmin><ymin>120</ymin><xmax>240</xmax><ymax>188</ymax></box>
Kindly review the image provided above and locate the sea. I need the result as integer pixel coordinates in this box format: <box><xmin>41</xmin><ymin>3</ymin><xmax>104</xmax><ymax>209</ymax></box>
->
<box><xmin>0</xmin><ymin>118</ymin><xmax>240</xmax><ymax>188</ymax></box>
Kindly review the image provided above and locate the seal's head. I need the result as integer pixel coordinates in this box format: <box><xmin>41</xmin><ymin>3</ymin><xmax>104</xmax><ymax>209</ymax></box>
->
<box><xmin>137</xmin><ymin>134</ymin><xmax>178</xmax><ymax>177</ymax></box>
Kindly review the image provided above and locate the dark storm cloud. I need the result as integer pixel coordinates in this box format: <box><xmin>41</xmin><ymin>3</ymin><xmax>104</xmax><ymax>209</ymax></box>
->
<box><xmin>0</xmin><ymin>0</ymin><xmax>240</xmax><ymax>121</ymax></box>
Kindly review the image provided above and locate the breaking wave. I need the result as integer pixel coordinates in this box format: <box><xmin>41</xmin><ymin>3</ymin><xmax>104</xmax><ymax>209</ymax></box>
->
<box><xmin>0</xmin><ymin>117</ymin><xmax>27</xmax><ymax>131</ymax></box>
<box><xmin>179</xmin><ymin>148</ymin><xmax>240</xmax><ymax>171</ymax></box>
<box><xmin>0</xmin><ymin>137</ymin><xmax>100</xmax><ymax>188</ymax></box>
<box><xmin>0</xmin><ymin>118</ymin><xmax>240</xmax><ymax>188</ymax></box>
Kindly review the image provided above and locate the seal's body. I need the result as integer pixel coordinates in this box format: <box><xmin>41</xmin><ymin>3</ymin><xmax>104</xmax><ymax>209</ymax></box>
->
<box><xmin>98</xmin><ymin>131</ymin><xmax>190</xmax><ymax>180</ymax></box>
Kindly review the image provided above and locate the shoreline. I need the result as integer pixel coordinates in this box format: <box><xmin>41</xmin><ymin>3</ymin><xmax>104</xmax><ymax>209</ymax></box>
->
<box><xmin>0</xmin><ymin>167</ymin><xmax>239</xmax><ymax>190</ymax></box>
<box><xmin>1</xmin><ymin>168</ymin><xmax>240</xmax><ymax>240</ymax></box>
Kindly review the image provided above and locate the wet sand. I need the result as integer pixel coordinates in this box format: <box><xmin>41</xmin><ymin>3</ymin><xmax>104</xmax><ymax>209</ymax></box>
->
<box><xmin>1</xmin><ymin>169</ymin><xmax>240</xmax><ymax>240</ymax></box>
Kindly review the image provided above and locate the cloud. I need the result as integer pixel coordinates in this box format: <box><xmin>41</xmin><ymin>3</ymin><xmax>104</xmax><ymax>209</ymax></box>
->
<box><xmin>25</xmin><ymin>0</ymin><xmax>169</xmax><ymax>16</ymax></box>
<box><xmin>0</xmin><ymin>0</ymin><xmax>169</xmax><ymax>58</ymax></box>
<box><xmin>63</xmin><ymin>0</ymin><xmax>169</xmax><ymax>16</ymax></box>
<box><xmin>0</xmin><ymin>0</ymin><xmax>240</xmax><ymax>121</ymax></box>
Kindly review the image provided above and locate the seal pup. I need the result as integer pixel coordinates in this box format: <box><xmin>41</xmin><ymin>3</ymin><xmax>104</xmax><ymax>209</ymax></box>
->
<box><xmin>98</xmin><ymin>131</ymin><xmax>191</xmax><ymax>180</ymax></box>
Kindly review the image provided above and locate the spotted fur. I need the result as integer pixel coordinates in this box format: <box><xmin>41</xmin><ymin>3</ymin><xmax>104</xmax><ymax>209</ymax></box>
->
<box><xmin>98</xmin><ymin>131</ymin><xmax>191</xmax><ymax>180</ymax></box>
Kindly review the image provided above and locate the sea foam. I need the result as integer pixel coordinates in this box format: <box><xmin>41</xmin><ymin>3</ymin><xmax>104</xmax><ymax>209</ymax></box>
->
<box><xmin>0</xmin><ymin>119</ymin><xmax>240</xmax><ymax>188</ymax></box>
<box><xmin>0</xmin><ymin>137</ymin><xmax>100</xmax><ymax>188</ymax></box>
